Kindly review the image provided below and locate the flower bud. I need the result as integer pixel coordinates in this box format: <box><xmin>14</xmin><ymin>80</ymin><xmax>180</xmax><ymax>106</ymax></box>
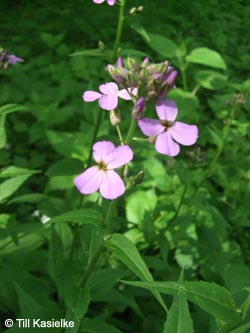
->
<box><xmin>117</xmin><ymin>56</ymin><xmax>124</xmax><ymax>67</ymax></box>
<box><xmin>165</xmin><ymin>69</ymin><xmax>178</xmax><ymax>85</ymax></box>
<box><xmin>132</xmin><ymin>97</ymin><xmax>145</xmax><ymax>120</ymax></box>
<box><xmin>134</xmin><ymin>170</ymin><xmax>144</xmax><ymax>185</ymax></box>
<box><xmin>109</xmin><ymin>109</ymin><xmax>121</xmax><ymax>126</ymax></box>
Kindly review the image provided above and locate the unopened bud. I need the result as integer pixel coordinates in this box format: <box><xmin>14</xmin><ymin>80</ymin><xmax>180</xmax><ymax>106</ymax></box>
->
<box><xmin>165</xmin><ymin>69</ymin><xmax>178</xmax><ymax>85</ymax></box>
<box><xmin>109</xmin><ymin>109</ymin><xmax>121</xmax><ymax>126</ymax></box>
<box><xmin>117</xmin><ymin>56</ymin><xmax>124</xmax><ymax>67</ymax></box>
<box><xmin>134</xmin><ymin>170</ymin><xmax>144</xmax><ymax>185</ymax></box>
<box><xmin>132</xmin><ymin>97</ymin><xmax>145</xmax><ymax>119</ymax></box>
<box><xmin>98</xmin><ymin>40</ymin><xmax>105</xmax><ymax>50</ymax></box>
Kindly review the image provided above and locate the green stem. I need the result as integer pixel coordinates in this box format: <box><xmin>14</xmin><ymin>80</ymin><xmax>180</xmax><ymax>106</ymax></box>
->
<box><xmin>112</xmin><ymin>0</ymin><xmax>126</xmax><ymax>62</ymax></box>
<box><xmin>116</xmin><ymin>124</ymin><xmax>124</xmax><ymax>144</ymax></box>
<box><xmin>87</xmin><ymin>108</ymin><xmax>103</xmax><ymax>168</ymax></box>
<box><xmin>125</xmin><ymin>118</ymin><xmax>138</xmax><ymax>145</ymax></box>
<box><xmin>180</xmin><ymin>67</ymin><xmax>188</xmax><ymax>92</ymax></box>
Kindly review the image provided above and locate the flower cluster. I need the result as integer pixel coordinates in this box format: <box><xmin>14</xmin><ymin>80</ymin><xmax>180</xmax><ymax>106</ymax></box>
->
<box><xmin>75</xmin><ymin>56</ymin><xmax>198</xmax><ymax>200</ymax></box>
<box><xmin>107</xmin><ymin>57</ymin><xmax>178</xmax><ymax>101</ymax></box>
<box><xmin>0</xmin><ymin>47</ymin><xmax>24</xmax><ymax>70</ymax></box>
<box><xmin>92</xmin><ymin>0</ymin><xmax>116</xmax><ymax>5</ymax></box>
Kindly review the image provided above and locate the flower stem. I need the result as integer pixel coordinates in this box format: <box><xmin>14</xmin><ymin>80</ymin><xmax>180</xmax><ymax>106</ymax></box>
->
<box><xmin>125</xmin><ymin>118</ymin><xmax>138</xmax><ymax>145</ymax></box>
<box><xmin>86</xmin><ymin>107</ymin><xmax>103</xmax><ymax>167</ymax></box>
<box><xmin>116</xmin><ymin>124</ymin><xmax>124</xmax><ymax>144</ymax></box>
<box><xmin>112</xmin><ymin>0</ymin><xmax>126</xmax><ymax>62</ymax></box>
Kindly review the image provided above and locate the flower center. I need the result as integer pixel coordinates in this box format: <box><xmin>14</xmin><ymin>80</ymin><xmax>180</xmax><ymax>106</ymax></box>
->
<box><xmin>161</xmin><ymin>120</ymin><xmax>174</xmax><ymax>129</ymax></box>
<box><xmin>98</xmin><ymin>160</ymin><xmax>108</xmax><ymax>170</ymax></box>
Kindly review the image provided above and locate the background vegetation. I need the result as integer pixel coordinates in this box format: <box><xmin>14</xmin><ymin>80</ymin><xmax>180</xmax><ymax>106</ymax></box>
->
<box><xmin>0</xmin><ymin>0</ymin><xmax>249</xmax><ymax>332</ymax></box>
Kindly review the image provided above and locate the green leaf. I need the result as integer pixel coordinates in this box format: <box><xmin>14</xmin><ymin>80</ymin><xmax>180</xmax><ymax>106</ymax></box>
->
<box><xmin>120</xmin><ymin>48</ymin><xmax>148</xmax><ymax>57</ymax></box>
<box><xmin>186</xmin><ymin>47</ymin><xmax>227</xmax><ymax>70</ymax></box>
<box><xmin>48</xmin><ymin>209</ymin><xmax>102</xmax><ymax>225</ymax></box>
<box><xmin>0</xmin><ymin>114</ymin><xmax>6</xmax><ymax>149</ymax></box>
<box><xmin>0</xmin><ymin>175</ymin><xmax>31</xmax><ymax>203</ymax></box>
<box><xmin>164</xmin><ymin>294</ymin><xmax>194</xmax><ymax>333</ymax></box>
<box><xmin>79</xmin><ymin>318</ymin><xmax>122</xmax><ymax>333</ymax></box>
<box><xmin>0</xmin><ymin>103</ymin><xmax>28</xmax><ymax>116</ymax></box>
<box><xmin>228</xmin><ymin>322</ymin><xmax>250</xmax><ymax>333</ymax></box>
<box><xmin>14</xmin><ymin>283</ymin><xmax>45</xmax><ymax>318</ymax></box>
<box><xmin>46</xmin><ymin>130</ymin><xmax>88</xmax><ymax>160</ymax></box>
<box><xmin>0</xmin><ymin>166</ymin><xmax>40</xmax><ymax>178</ymax></box>
<box><xmin>195</xmin><ymin>70</ymin><xmax>228</xmax><ymax>90</ymax></box>
<box><xmin>146</xmin><ymin>33</ymin><xmax>178</xmax><ymax>58</ymax></box>
<box><xmin>105</xmin><ymin>234</ymin><xmax>167</xmax><ymax>312</ymax></box>
<box><xmin>46</xmin><ymin>158</ymin><xmax>83</xmax><ymax>176</ymax></box>
<box><xmin>122</xmin><ymin>280</ymin><xmax>240</xmax><ymax>323</ymax></box>
<box><xmin>127</xmin><ymin>17</ymin><xmax>150</xmax><ymax>42</ymax></box>
<box><xmin>69</xmin><ymin>49</ymin><xmax>104</xmax><ymax>57</ymax></box>
<box><xmin>80</xmin><ymin>224</ymin><xmax>103</xmax><ymax>266</ymax></box>
<box><xmin>40</xmin><ymin>32</ymin><xmax>64</xmax><ymax>48</ymax></box>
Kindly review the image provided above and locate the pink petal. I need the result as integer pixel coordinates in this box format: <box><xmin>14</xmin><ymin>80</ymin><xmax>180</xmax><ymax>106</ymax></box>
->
<box><xmin>138</xmin><ymin>118</ymin><xmax>164</xmax><ymax>137</ymax></box>
<box><xmin>98</xmin><ymin>94</ymin><xmax>118</xmax><ymax>110</ymax></box>
<box><xmin>117</xmin><ymin>89</ymin><xmax>133</xmax><ymax>100</ymax></box>
<box><xmin>107</xmin><ymin>0</ymin><xmax>116</xmax><ymax>4</ymax></box>
<box><xmin>155</xmin><ymin>131</ymin><xmax>180</xmax><ymax>156</ymax></box>
<box><xmin>170</xmin><ymin>122</ymin><xmax>198</xmax><ymax>146</ymax></box>
<box><xmin>156</xmin><ymin>99</ymin><xmax>178</xmax><ymax>121</ymax></box>
<box><xmin>99</xmin><ymin>82</ymin><xmax>118</xmax><ymax>95</ymax></box>
<box><xmin>100</xmin><ymin>170</ymin><xmax>125</xmax><ymax>200</ymax></box>
<box><xmin>93</xmin><ymin>141</ymin><xmax>115</xmax><ymax>163</ymax></box>
<box><xmin>117</xmin><ymin>87</ymin><xmax>138</xmax><ymax>100</ymax></box>
<box><xmin>74</xmin><ymin>166</ymin><xmax>104</xmax><ymax>194</ymax></box>
<box><xmin>93</xmin><ymin>0</ymin><xmax>105</xmax><ymax>3</ymax></box>
<box><xmin>106</xmin><ymin>145</ymin><xmax>133</xmax><ymax>169</ymax></box>
<box><xmin>83</xmin><ymin>90</ymin><xmax>102</xmax><ymax>102</ymax></box>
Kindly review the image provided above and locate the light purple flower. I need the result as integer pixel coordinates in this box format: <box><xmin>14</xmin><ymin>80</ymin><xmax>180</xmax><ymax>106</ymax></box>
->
<box><xmin>74</xmin><ymin>141</ymin><xmax>133</xmax><ymax>200</ymax></box>
<box><xmin>7</xmin><ymin>55</ymin><xmax>24</xmax><ymax>65</ymax></box>
<box><xmin>83</xmin><ymin>82</ymin><xmax>137</xmax><ymax>111</ymax></box>
<box><xmin>138</xmin><ymin>99</ymin><xmax>198</xmax><ymax>156</ymax></box>
<box><xmin>93</xmin><ymin>0</ymin><xmax>116</xmax><ymax>5</ymax></box>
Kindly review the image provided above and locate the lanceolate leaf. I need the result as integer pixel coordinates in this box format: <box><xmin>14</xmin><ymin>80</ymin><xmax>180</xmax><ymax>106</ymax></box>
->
<box><xmin>122</xmin><ymin>280</ymin><xmax>240</xmax><ymax>323</ymax></box>
<box><xmin>105</xmin><ymin>234</ymin><xmax>167</xmax><ymax>312</ymax></box>
<box><xmin>164</xmin><ymin>294</ymin><xmax>194</xmax><ymax>333</ymax></box>
<box><xmin>0</xmin><ymin>103</ymin><xmax>28</xmax><ymax>116</ymax></box>
<box><xmin>48</xmin><ymin>209</ymin><xmax>103</xmax><ymax>225</ymax></box>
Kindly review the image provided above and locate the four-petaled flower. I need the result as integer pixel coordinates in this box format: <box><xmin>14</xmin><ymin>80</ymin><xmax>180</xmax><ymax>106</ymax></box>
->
<box><xmin>83</xmin><ymin>82</ymin><xmax>137</xmax><ymax>111</ymax></box>
<box><xmin>74</xmin><ymin>141</ymin><xmax>133</xmax><ymax>200</ymax></box>
<box><xmin>7</xmin><ymin>55</ymin><xmax>24</xmax><ymax>65</ymax></box>
<box><xmin>138</xmin><ymin>99</ymin><xmax>198</xmax><ymax>156</ymax></box>
<box><xmin>92</xmin><ymin>0</ymin><xmax>116</xmax><ymax>5</ymax></box>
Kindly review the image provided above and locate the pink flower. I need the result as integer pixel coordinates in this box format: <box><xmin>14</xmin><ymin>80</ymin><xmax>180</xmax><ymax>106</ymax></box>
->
<box><xmin>83</xmin><ymin>82</ymin><xmax>137</xmax><ymax>111</ymax></box>
<box><xmin>7</xmin><ymin>54</ymin><xmax>24</xmax><ymax>65</ymax></box>
<box><xmin>74</xmin><ymin>141</ymin><xmax>133</xmax><ymax>200</ymax></box>
<box><xmin>138</xmin><ymin>99</ymin><xmax>198</xmax><ymax>156</ymax></box>
<box><xmin>92</xmin><ymin>0</ymin><xmax>116</xmax><ymax>5</ymax></box>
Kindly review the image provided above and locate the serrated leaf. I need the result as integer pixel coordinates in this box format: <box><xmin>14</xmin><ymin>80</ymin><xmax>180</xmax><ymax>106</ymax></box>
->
<box><xmin>48</xmin><ymin>209</ymin><xmax>102</xmax><ymax>225</ymax></box>
<box><xmin>146</xmin><ymin>33</ymin><xmax>178</xmax><ymax>58</ymax></box>
<box><xmin>105</xmin><ymin>234</ymin><xmax>167</xmax><ymax>312</ymax></box>
<box><xmin>164</xmin><ymin>294</ymin><xmax>194</xmax><ymax>333</ymax></box>
<box><xmin>122</xmin><ymin>280</ymin><xmax>240</xmax><ymax>323</ymax></box>
<box><xmin>186</xmin><ymin>47</ymin><xmax>227</xmax><ymax>70</ymax></box>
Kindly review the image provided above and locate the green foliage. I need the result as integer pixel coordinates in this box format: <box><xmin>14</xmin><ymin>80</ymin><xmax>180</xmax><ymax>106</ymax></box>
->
<box><xmin>1</xmin><ymin>0</ymin><xmax>249</xmax><ymax>332</ymax></box>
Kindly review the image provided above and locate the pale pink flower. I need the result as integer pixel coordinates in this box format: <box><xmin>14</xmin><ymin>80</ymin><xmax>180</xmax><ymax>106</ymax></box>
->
<box><xmin>93</xmin><ymin>0</ymin><xmax>116</xmax><ymax>5</ymax></box>
<box><xmin>138</xmin><ymin>99</ymin><xmax>198</xmax><ymax>156</ymax></box>
<box><xmin>83</xmin><ymin>82</ymin><xmax>137</xmax><ymax>111</ymax></box>
<box><xmin>74</xmin><ymin>141</ymin><xmax>133</xmax><ymax>200</ymax></box>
